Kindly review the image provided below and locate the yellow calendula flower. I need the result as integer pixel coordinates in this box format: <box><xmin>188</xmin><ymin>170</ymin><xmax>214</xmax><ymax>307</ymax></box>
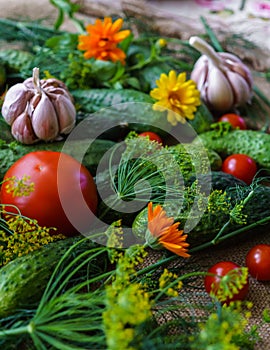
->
<box><xmin>78</xmin><ymin>17</ymin><xmax>131</xmax><ymax>64</ymax></box>
<box><xmin>150</xmin><ymin>70</ymin><xmax>201</xmax><ymax>125</ymax></box>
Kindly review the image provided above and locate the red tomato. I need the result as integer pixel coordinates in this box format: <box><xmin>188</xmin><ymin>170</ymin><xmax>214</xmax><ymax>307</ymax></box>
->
<box><xmin>138</xmin><ymin>131</ymin><xmax>163</xmax><ymax>145</ymax></box>
<box><xmin>218</xmin><ymin>113</ymin><xmax>247</xmax><ymax>130</ymax></box>
<box><xmin>204</xmin><ymin>261</ymin><xmax>249</xmax><ymax>303</ymax></box>
<box><xmin>0</xmin><ymin>151</ymin><xmax>98</xmax><ymax>236</ymax></box>
<box><xmin>246</xmin><ymin>244</ymin><xmax>270</xmax><ymax>281</ymax></box>
<box><xmin>221</xmin><ymin>154</ymin><xmax>257</xmax><ymax>185</ymax></box>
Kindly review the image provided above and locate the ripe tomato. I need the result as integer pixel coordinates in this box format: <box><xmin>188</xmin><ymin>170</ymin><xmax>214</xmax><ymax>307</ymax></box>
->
<box><xmin>218</xmin><ymin>113</ymin><xmax>247</xmax><ymax>130</ymax></box>
<box><xmin>204</xmin><ymin>261</ymin><xmax>249</xmax><ymax>303</ymax></box>
<box><xmin>221</xmin><ymin>154</ymin><xmax>257</xmax><ymax>185</ymax></box>
<box><xmin>138</xmin><ymin>131</ymin><xmax>163</xmax><ymax>145</ymax></box>
<box><xmin>0</xmin><ymin>151</ymin><xmax>98</xmax><ymax>236</ymax></box>
<box><xmin>246</xmin><ymin>244</ymin><xmax>270</xmax><ymax>281</ymax></box>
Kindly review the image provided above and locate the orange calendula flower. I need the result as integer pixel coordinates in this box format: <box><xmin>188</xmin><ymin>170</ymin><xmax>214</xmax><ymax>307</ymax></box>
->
<box><xmin>146</xmin><ymin>202</ymin><xmax>190</xmax><ymax>258</ymax></box>
<box><xmin>78</xmin><ymin>17</ymin><xmax>131</xmax><ymax>64</ymax></box>
<box><xmin>150</xmin><ymin>70</ymin><xmax>201</xmax><ymax>126</ymax></box>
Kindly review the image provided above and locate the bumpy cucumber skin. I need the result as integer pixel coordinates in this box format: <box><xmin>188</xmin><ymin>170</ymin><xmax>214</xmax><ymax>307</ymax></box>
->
<box><xmin>194</xmin><ymin>129</ymin><xmax>270</xmax><ymax>170</ymax></box>
<box><xmin>0</xmin><ymin>138</ymin><xmax>115</xmax><ymax>180</ymax></box>
<box><xmin>187</xmin><ymin>171</ymin><xmax>247</xmax><ymax>191</ymax></box>
<box><xmin>167</xmin><ymin>143</ymin><xmax>222</xmax><ymax>183</ymax></box>
<box><xmin>132</xmin><ymin>184</ymin><xmax>270</xmax><ymax>247</ymax></box>
<box><xmin>72</xmin><ymin>88</ymin><xmax>172</xmax><ymax>138</ymax></box>
<box><xmin>72</xmin><ymin>89</ymin><xmax>155</xmax><ymax>113</ymax></box>
<box><xmin>0</xmin><ymin>237</ymin><xmax>101</xmax><ymax>318</ymax></box>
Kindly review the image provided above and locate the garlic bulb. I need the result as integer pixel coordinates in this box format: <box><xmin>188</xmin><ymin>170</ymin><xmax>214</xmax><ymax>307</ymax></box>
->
<box><xmin>1</xmin><ymin>67</ymin><xmax>76</xmax><ymax>144</ymax></box>
<box><xmin>189</xmin><ymin>36</ymin><xmax>253</xmax><ymax>112</ymax></box>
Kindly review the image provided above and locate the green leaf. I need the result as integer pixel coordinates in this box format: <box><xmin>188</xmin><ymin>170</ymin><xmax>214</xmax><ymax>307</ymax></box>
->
<box><xmin>45</xmin><ymin>33</ymin><xmax>79</xmax><ymax>51</ymax></box>
<box><xmin>91</xmin><ymin>60</ymin><xmax>118</xmax><ymax>82</ymax></box>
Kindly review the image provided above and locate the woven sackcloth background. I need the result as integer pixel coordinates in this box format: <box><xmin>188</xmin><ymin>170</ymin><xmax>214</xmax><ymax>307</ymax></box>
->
<box><xmin>1</xmin><ymin>0</ymin><xmax>270</xmax><ymax>349</ymax></box>
<box><xmin>141</xmin><ymin>225</ymin><xmax>270</xmax><ymax>350</ymax></box>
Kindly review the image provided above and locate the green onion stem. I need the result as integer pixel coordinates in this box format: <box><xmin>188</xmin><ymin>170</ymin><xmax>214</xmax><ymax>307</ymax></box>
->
<box><xmin>253</xmin><ymin>85</ymin><xmax>270</xmax><ymax>108</ymax></box>
<box><xmin>190</xmin><ymin>215</ymin><xmax>270</xmax><ymax>253</ymax></box>
<box><xmin>0</xmin><ymin>325</ymin><xmax>29</xmax><ymax>337</ymax></box>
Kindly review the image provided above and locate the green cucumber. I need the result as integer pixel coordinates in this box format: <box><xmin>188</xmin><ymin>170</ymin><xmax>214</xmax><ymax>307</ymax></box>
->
<box><xmin>167</xmin><ymin>143</ymin><xmax>222</xmax><ymax>182</ymax></box>
<box><xmin>0</xmin><ymin>138</ymin><xmax>115</xmax><ymax>180</ymax></box>
<box><xmin>187</xmin><ymin>171</ymin><xmax>247</xmax><ymax>191</ymax></box>
<box><xmin>72</xmin><ymin>88</ymin><xmax>155</xmax><ymax>113</ymax></box>
<box><xmin>0</xmin><ymin>236</ymin><xmax>107</xmax><ymax>317</ymax></box>
<box><xmin>72</xmin><ymin>88</ymin><xmax>172</xmax><ymax>139</ymax></box>
<box><xmin>73</xmin><ymin>89</ymin><xmax>214</xmax><ymax>140</ymax></box>
<box><xmin>193</xmin><ymin>129</ymin><xmax>270</xmax><ymax>171</ymax></box>
<box><xmin>132</xmin><ymin>183</ymin><xmax>270</xmax><ymax>247</ymax></box>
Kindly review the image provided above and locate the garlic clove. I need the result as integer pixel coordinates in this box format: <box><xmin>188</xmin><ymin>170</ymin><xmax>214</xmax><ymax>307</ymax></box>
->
<box><xmin>207</xmin><ymin>64</ymin><xmax>234</xmax><ymax>111</ymax></box>
<box><xmin>31</xmin><ymin>92</ymin><xmax>59</xmax><ymax>141</ymax></box>
<box><xmin>50</xmin><ymin>94</ymin><xmax>76</xmax><ymax>134</ymax></box>
<box><xmin>45</xmin><ymin>86</ymin><xmax>74</xmax><ymax>101</ymax></box>
<box><xmin>226</xmin><ymin>70</ymin><xmax>252</xmax><ymax>106</ymax></box>
<box><xmin>11</xmin><ymin>109</ymin><xmax>38</xmax><ymax>145</ymax></box>
<box><xmin>191</xmin><ymin>56</ymin><xmax>209</xmax><ymax>89</ymax></box>
<box><xmin>1</xmin><ymin>84</ymin><xmax>34</xmax><ymax>125</ymax></box>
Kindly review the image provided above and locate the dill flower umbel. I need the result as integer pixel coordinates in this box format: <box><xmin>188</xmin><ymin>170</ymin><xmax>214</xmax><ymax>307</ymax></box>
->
<box><xmin>150</xmin><ymin>70</ymin><xmax>201</xmax><ymax>125</ymax></box>
<box><xmin>103</xmin><ymin>246</ymin><xmax>151</xmax><ymax>350</ymax></box>
<box><xmin>0</xmin><ymin>215</ymin><xmax>64</xmax><ymax>267</ymax></box>
<box><xmin>78</xmin><ymin>17</ymin><xmax>131</xmax><ymax>64</ymax></box>
<box><xmin>145</xmin><ymin>202</ymin><xmax>190</xmax><ymax>258</ymax></box>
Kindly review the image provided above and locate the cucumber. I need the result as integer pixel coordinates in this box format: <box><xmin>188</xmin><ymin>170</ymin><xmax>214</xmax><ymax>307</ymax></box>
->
<box><xmin>72</xmin><ymin>88</ymin><xmax>155</xmax><ymax>113</ymax></box>
<box><xmin>0</xmin><ymin>138</ymin><xmax>115</xmax><ymax>180</ymax></box>
<box><xmin>132</xmin><ymin>183</ymin><xmax>270</xmax><ymax>247</ymax></box>
<box><xmin>187</xmin><ymin>171</ymin><xmax>247</xmax><ymax>191</ymax></box>
<box><xmin>72</xmin><ymin>89</ymin><xmax>172</xmax><ymax>139</ymax></box>
<box><xmin>0</xmin><ymin>236</ymin><xmax>107</xmax><ymax>318</ymax></box>
<box><xmin>167</xmin><ymin>143</ymin><xmax>222</xmax><ymax>182</ymax></box>
<box><xmin>193</xmin><ymin>129</ymin><xmax>270</xmax><ymax>171</ymax></box>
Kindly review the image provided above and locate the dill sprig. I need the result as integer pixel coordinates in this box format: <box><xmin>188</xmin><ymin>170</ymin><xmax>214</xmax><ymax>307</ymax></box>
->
<box><xmin>96</xmin><ymin>136</ymin><xmax>185</xmax><ymax>225</ymax></box>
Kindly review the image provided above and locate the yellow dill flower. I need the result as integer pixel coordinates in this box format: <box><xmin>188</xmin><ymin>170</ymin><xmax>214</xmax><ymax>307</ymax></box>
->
<box><xmin>150</xmin><ymin>70</ymin><xmax>201</xmax><ymax>125</ymax></box>
<box><xmin>0</xmin><ymin>215</ymin><xmax>65</xmax><ymax>267</ymax></box>
<box><xmin>158</xmin><ymin>268</ymin><xmax>183</xmax><ymax>297</ymax></box>
<box><xmin>156</xmin><ymin>38</ymin><xmax>167</xmax><ymax>48</ymax></box>
<box><xmin>191</xmin><ymin>303</ymin><xmax>257</xmax><ymax>349</ymax></box>
<box><xmin>78</xmin><ymin>17</ymin><xmax>131</xmax><ymax>64</ymax></box>
<box><xmin>103</xmin><ymin>245</ymin><xmax>151</xmax><ymax>350</ymax></box>
<box><xmin>106</xmin><ymin>220</ymin><xmax>124</xmax><ymax>249</ymax></box>
<box><xmin>4</xmin><ymin>175</ymin><xmax>34</xmax><ymax>197</ymax></box>
<box><xmin>211</xmin><ymin>267</ymin><xmax>249</xmax><ymax>304</ymax></box>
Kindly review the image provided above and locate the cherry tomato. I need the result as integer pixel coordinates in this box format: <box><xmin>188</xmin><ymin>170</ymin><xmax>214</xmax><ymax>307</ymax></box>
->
<box><xmin>0</xmin><ymin>151</ymin><xmax>98</xmax><ymax>236</ymax></box>
<box><xmin>246</xmin><ymin>244</ymin><xmax>270</xmax><ymax>281</ymax></box>
<box><xmin>138</xmin><ymin>131</ymin><xmax>163</xmax><ymax>145</ymax></box>
<box><xmin>218</xmin><ymin>113</ymin><xmax>247</xmax><ymax>130</ymax></box>
<box><xmin>221</xmin><ymin>154</ymin><xmax>257</xmax><ymax>185</ymax></box>
<box><xmin>204</xmin><ymin>261</ymin><xmax>249</xmax><ymax>303</ymax></box>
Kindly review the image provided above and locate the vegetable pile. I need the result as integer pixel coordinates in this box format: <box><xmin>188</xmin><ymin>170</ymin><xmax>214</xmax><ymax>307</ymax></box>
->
<box><xmin>0</xmin><ymin>2</ymin><xmax>270</xmax><ymax>349</ymax></box>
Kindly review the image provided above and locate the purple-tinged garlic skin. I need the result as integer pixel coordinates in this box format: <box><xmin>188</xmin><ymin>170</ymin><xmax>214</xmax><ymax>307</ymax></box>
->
<box><xmin>1</xmin><ymin>67</ymin><xmax>76</xmax><ymax>144</ymax></box>
<box><xmin>189</xmin><ymin>36</ymin><xmax>253</xmax><ymax>112</ymax></box>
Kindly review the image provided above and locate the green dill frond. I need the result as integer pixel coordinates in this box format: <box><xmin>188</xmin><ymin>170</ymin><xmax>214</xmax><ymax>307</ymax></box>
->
<box><xmin>96</xmin><ymin>137</ymin><xmax>185</xmax><ymax>225</ymax></box>
<box><xmin>0</xmin><ymin>18</ymin><xmax>63</xmax><ymax>48</ymax></box>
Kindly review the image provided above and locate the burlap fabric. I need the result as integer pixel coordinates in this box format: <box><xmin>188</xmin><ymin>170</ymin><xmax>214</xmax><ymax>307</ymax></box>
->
<box><xmin>1</xmin><ymin>1</ymin><xmax>270</xmax><ymax>348</ymax></box>
<box><xmin>142</xmin><ymin>225</ymin><xmax>270</xmax><ymax>349</ymax></box>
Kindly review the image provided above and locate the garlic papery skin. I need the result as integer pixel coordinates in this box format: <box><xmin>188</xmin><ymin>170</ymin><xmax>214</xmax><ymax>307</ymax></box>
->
<box><xmin>11</xmin><ymin>105</ymin><xmax>39</xmax><ymax>145</ymax></box>
<box><xmin>189</xmin><ymin>36</ymin><xmax>253</xmax><ymax>112</ymax></box>
<box><xmin>1</xmin><ymin>67</ymin><xmax>76</xmax><ymax>144</ymax></box>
